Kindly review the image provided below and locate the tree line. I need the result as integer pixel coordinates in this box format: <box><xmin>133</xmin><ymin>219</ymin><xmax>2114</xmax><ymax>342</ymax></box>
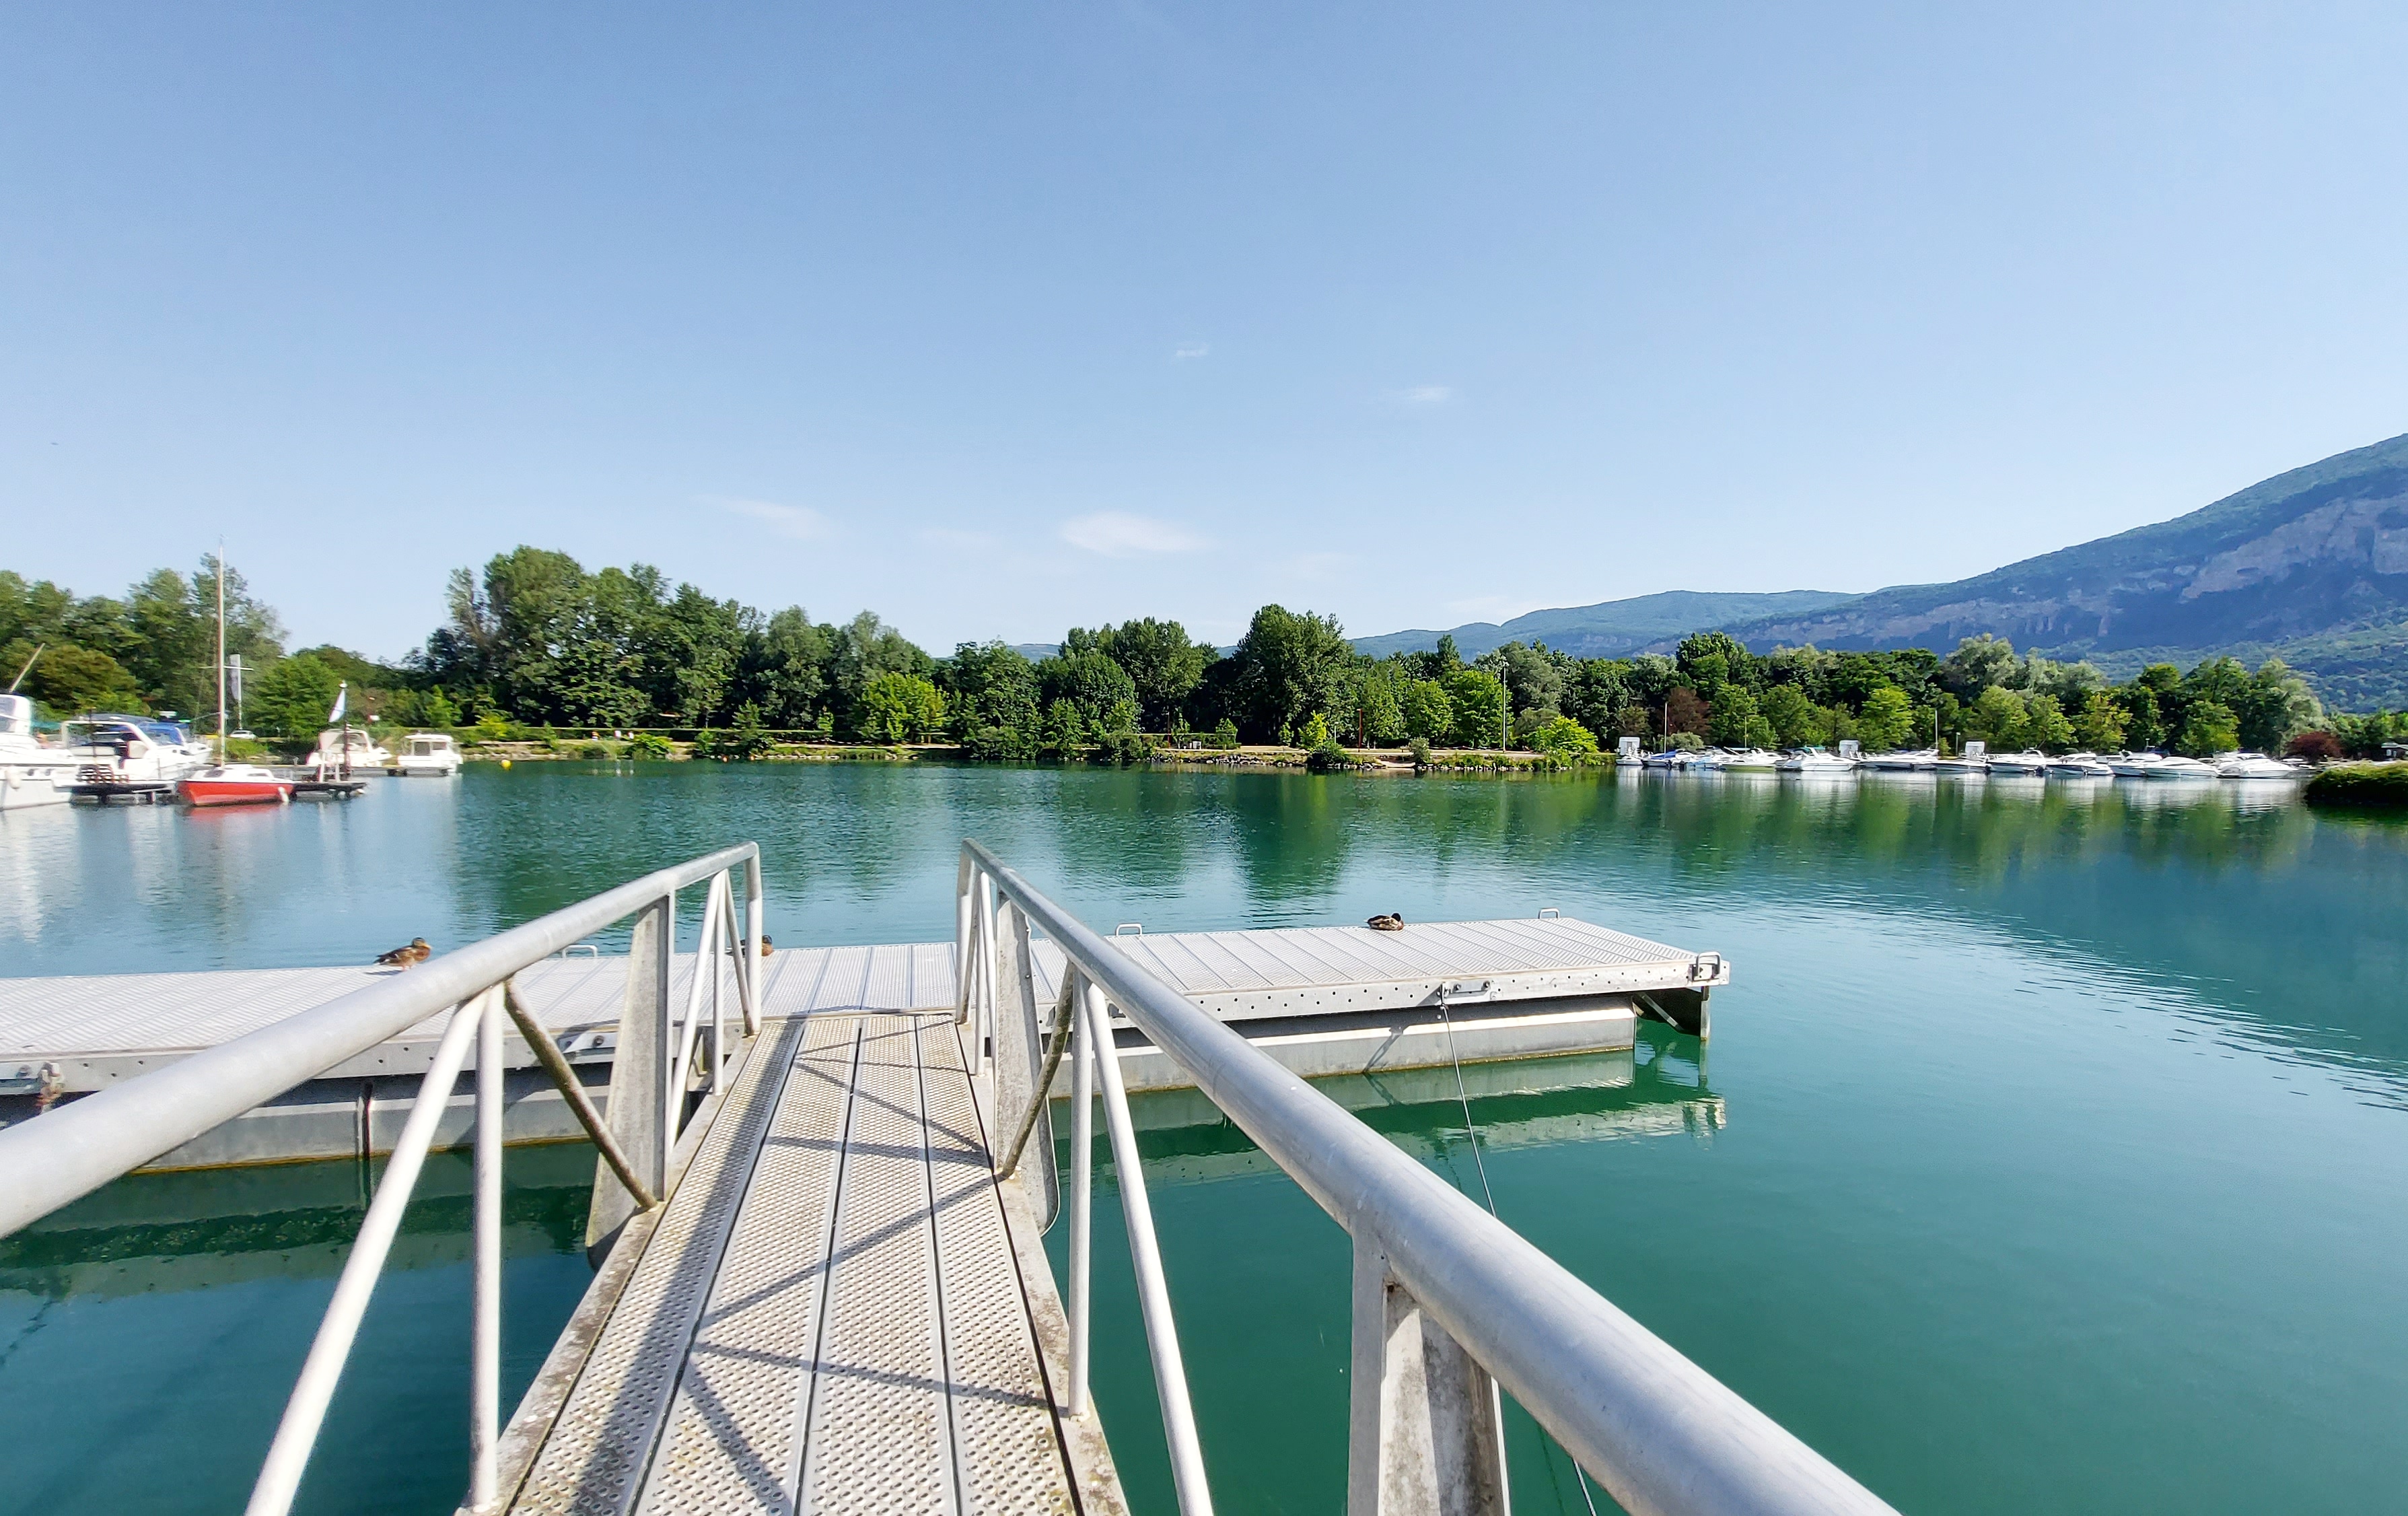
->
<box><xmin>2</xmin><ymin>549</ymin><xmax>2378</xmax><ymax>761</ymax></box>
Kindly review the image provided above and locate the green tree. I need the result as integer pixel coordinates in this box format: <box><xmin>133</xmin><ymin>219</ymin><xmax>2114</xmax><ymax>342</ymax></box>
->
<box><xmin>249</xmin><ymin>653</ymin><xmax>345</xmax><ymax>738</ymax></box>
<box><xmin>2024</xmin><ymin>694</ymin><xmax>2076</xmax><ymax>753</ymax></box>
<box><xmin>1038</xmin><ymin>648</ymin><xmax>1141</xmax><ymax>733</ymax></box>
<box><xmin>3</xmin><ymin>641</ymin><xmax>146</xmax><ymax>716</ymax></box>
<box><xmin>2235</xmin><ymin>658</ymin><xmax>2319</xmax><ymax>753</ymax></box>
<box><xmin>1966</xmin><ymin>685</ymin><xmax>2029</xmax><ymax>751</ymax></box>
<box><xmin>1402</xmin><ymin>679</ymin><xmax>1452</xmax><ymax>743</ymax></box>
<box><xmin>1938</xmin><ymin>634</ymin><xmax>2016</xmax><ymax>699</ymax></box>
<box><xmin>1355</xmin><ymin>662</ymin><xmax>1408</xmax><ymax>745</ymax></box>
<box><xmin>857</xmin><ymin>672</ymin><xmax>944</xmax><ymax>742</ymax></box>
<box><xmin>1088</xmin><ymin>619</ymin><xmax>1212</xmax><ymax>729</ymax></box>
<box><xmin>1299</xmin><ymin>711</ymin><xmax>1331</xmax><ymax>747</ymax></box>
<box><xmin>1442</xmin><ymin>667</ymin><xmax>1509</xmax><ymax>749</ymax></box>
<box><xmin>944</xmin><ymin>642</ymin><xmax>1041</xmax><ymax>760</ymax></box>
<box><xmin>1529</xmin><ymin>714</ymin><xmax>1600</xmax><ymax>759</ymax></box>
<box><xmin>2176</xmin><ymin>699</ymin><xmax>2240</xmax><ymax>757</ymax></box>
<box><xmin>1229</xmin><ymin>605</ymin><xmax>1353</xmax><ymax>740</ymax></box>
<box><xmin>1855</xmin><ymin>686</ymin><xmax>1915</xmax><ymax>751</ymax></box>
<box><xmin>1708</xmin><ymin>685</ymin><xmax>1770</xmax><ymax>748</ymax></box>
<box><xmin>1041</xmin><ymin>697</ymin><xmax>1086</xmax><ymax>755</ymax></box>
<box><xmin>1760</xmin><ymin>683</ymin><xmax>1829</xmax><ymax>748</ymax></box>
<box><xmin>2072</xmin><ymin>690</ymin><xmax>2127</xmax><ymax>752</ymax></box>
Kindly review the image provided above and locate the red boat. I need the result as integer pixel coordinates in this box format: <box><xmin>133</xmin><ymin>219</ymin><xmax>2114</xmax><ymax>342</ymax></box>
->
<box><xmin>176</xmin><ymin>764</ymin><xmax>295</xmax><ymax>807</ymax></box>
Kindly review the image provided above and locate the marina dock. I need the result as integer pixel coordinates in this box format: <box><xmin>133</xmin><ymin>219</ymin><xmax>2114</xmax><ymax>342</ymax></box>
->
<box><xmin>0</xmin><ymin>841</ymin><xmax>1896</xmax><ymax>1516</ymax></box>
<box><xmin>0</xmin><ymin>918</ymin><xmax>1726</xmax><ymax>1169</ymax></box>
<box><xmin>496</xmin><ymin>1010</ymin><xmax>1117</xmax><ymax>1514</ymax></box>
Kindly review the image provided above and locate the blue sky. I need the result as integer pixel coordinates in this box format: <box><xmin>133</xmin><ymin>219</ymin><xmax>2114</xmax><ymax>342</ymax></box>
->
<box><xmin>6</xmin><ymin>3</ymin><xmax>2405</xmax><ymax>658</ymax></box>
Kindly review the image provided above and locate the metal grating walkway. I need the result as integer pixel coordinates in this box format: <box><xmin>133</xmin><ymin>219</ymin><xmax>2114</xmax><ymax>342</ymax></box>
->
<box><xmin>505</xmin><ymin>1012</ymin><xmax>1108</xmax><ymax>1515</ymax></box>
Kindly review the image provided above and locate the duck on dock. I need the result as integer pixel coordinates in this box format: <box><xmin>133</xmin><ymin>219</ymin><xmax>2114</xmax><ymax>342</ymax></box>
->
<box><xmin>374</xmin><ymin>937</ymin><xmax>432</xmax><ymax>969</ymax></box>
<box><xmin>1366</xmin><ymin>912</ymin><xmax>1405</xmax><ymax>932</ymax></box>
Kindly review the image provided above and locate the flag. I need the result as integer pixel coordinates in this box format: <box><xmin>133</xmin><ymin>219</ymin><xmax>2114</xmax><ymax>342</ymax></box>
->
<box><xmin>227</xmin><ymin>654</ymin><xmax>244</xmax><ymax>704</ymax></box>
<box><xmin>327</xmin><ymin>681</ymin><xmax>347</xmax><ymax>724</ymax></box>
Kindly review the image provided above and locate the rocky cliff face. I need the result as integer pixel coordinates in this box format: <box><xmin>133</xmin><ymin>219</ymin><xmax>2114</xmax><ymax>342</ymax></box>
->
<box><xmin>1706</xmin><ymin>433</ymin><xmax>2408</xmax><ymax>705</ymax></box>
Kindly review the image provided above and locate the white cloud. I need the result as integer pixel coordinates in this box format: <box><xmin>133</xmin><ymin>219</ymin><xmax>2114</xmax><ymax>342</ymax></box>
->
<box><xmin>1394</xmin><ymin>384</ymin><xmax>1454</xmax><ymax>407</ymax></box>
<box><xmin>1172</xmin><ymin>341</ymin><xmax>1210</xmax><ymax>361</ymax></box>
<box><xmin>715</xmin><ymin>497</ymin><xmax>832</xmax><ymax>541</ymax></box>
<box><xmin>1059</xmin><ymin>511</ymin><xmax>1209</xmax><ymax>558</ymax></box>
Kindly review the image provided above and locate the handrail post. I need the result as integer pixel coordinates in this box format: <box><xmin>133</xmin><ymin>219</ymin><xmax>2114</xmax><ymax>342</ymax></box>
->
<box><xmin>588</xmin><ymin>893</ymin><xmax>672</xmax><ymax>1251</ymax></box>
<box><xmin>1347</xmin><ymin>1233</ymin><xmax>1508</xmax><ymax>1516</ymax></box>
<box><xmin>1069</xmin><ymin>973</ymin><xmax>1096</xmax><ymax>1418</ymax></box>
<box><xmin>741</xmin><ymin>852</ymin><xmax>764</xmax><ymax>1034</ymax></box>
<box><xmin>244</xmin><ymin>991</ymin><xmax>490</xmax><ymax>1516</ymax></box>
<box><xmin>470</xmin><ymin>988</ymin><xmax>503</xmax><ymax>1511</ymax></box>
<box><xmin>1083</xmin><ymin>983</ymin><xmax>1215</xmax><ymax>1516</ymax></box>
<box><xmin>954</xmin><ymin>856</ymin><xmax>976</xmax><ymax>1025</ymax></box>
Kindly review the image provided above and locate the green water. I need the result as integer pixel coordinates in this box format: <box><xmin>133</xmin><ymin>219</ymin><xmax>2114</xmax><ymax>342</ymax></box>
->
<box><xmin>3</xmin><ymin>765</ymin><xmax>2404</xmax><ymax>1513</ymax></box>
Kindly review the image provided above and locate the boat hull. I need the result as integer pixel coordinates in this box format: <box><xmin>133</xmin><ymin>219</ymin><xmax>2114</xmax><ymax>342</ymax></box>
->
<box><xmin>176</xmin><ymin>778</ymin><xmax>294</xmax><ymax>807</ymax></box>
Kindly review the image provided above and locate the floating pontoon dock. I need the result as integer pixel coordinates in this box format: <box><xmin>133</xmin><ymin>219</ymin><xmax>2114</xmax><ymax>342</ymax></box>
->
<box><xmin>0</xmin><ymin>841</ymin><xmax>1897</xmax><ymax>1516</ymax></box>
<box><xmin>0</xmin><ymin>917</ymin><xmax>1725</xmax><ymax>1169</ymax></box>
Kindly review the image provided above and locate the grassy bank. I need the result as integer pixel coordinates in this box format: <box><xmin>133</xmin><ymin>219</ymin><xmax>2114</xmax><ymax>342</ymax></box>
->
<box><xmin>2304</xmin><ymin>762</ymin><xmax>2408</xmax><ymax>808</ymax></box>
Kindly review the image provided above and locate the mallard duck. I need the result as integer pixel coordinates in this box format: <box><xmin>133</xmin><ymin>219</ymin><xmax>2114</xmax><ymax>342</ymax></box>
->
<box><xmin>1366</xmin><ymin>913</ymin><xmax>1405</xmax><ymax>932</ymax></box>
<box><xmin>375</xmin><ymin>937</ymin><xmax>432</xmax><ymax>969</ymax></box>
<box><xmin>760</xmin><ymin>934</ymin><xmax>775</xmax><ymax>957</ymax></box>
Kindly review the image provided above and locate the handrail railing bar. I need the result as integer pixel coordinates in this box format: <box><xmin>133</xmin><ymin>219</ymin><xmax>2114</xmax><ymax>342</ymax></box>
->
<box><xmin>471</xmin><ymin>988</ymin><xmax>503</xmax><ymax>1511</ymax></box>
<box><xmin>245</xmin><ymin>990</ymin><xmax>491</xmax><ymax>1516</ymax></box>
<box><xmin>502</xmin><ymin>981</ymin><xmax>658</xmax><ymax>1210</ymax></box>
<box><xmin>0</xmin><ymin>842</ymin><xmax>759</xmax><ymax>1240</ymax></box>
<box><xmin>1081</xmin><ymin>975</ymin><xmax>1215</xmax><ymax>1516</ymax></box>
<box><xmin>964</xmin><ymin>840</ymin><xmax>1897</xmax><ymax>1516</ymax></box>
<box><xmin>1068</xmin><ymin>965</ymin><xmax>1094</xmax><ymax>1418</ymax></box>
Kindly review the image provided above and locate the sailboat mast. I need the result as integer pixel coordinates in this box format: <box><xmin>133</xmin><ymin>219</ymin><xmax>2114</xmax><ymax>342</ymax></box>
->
<box><xmin>215</xmin><ymin>546</ymin><xmax>227</xmax><ymax>763</ymax></box>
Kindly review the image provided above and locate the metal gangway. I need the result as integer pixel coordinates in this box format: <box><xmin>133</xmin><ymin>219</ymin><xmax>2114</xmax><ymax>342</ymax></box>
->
<box><xmin>0</xmin><ymin>841</ymin><xmax>1899</xmax><ymax>1516</ymax></box>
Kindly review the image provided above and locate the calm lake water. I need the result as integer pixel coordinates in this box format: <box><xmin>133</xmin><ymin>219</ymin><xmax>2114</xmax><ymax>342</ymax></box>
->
<box><xmin>3</xmin><ymin>763</ymin><xmax>2404</xmax><ymax>1515</ymax></box>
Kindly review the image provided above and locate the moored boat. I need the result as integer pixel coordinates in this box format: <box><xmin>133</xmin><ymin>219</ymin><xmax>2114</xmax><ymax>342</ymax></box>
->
<box><xmin>2146</xmin><ymin>755</ymin><xmax>2218</xmax><ymax>780</ymax></box>
<box><xmin>2105</xmin><ymin>753</ymin><xmax>2161</xmax><ymax>778</ymax></box>
<box><xmin>311</xmin><ymin>724</ymin><xmax>393</xmax><ymax>777</ymax></box>
<box><xmin>2216</xmin><ymin>752</ymin><xmax>2298</xmax><ymax>780</ymax></box>
<box><xmin>1777</xmin><ymin>747</ymin><xmax>1857</xmax><ymax>773</ymax></box>
<box><xmin>2045</xmin><ymin>753</ymin><xmax>2114</xmax><ymax>778</ymax></box>
<box><xmin>176</xmin><ymin>764</ymin><xmax>295</xmax><ymax>806</ymax></box>
<box><xmin>392</xmin><ymin>732</ymin><xmax>462</xmax><ymax>776</ymax></box>
<box><xmin>1934</xmin><ymin>740</ymin><xmax>1989</xmax><ymax>774</ymax></box>
<box><xmin>1714</xmin><ymin>748</ymin><xmax>1781</xmax><ymax>772</ymax></box>
<box><xmin>1858</xmin><ymin>748</ymin><xmax>1938</xmax><ymax>771</ymax></box>
<box><xmin>1985</xmin><ymin>750</ymin><xmax>2051</xmax><ymax>776</ymax></box>
<box><xmin>0</xmin><ymin>694</ymin><xmax>75</xmax><ymax>811</ymax></box>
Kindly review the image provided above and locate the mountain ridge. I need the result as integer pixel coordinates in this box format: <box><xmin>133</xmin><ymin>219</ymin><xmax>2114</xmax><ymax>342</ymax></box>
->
<box><xmin>1354</xmin><ymin>432</ymin><xmax>2408</xmax><ymax>707</ymax></box>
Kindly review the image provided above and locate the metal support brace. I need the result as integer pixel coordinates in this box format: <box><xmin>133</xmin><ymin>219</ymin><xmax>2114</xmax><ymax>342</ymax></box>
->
<box><xmin>1348</xmin><ymin>1235</ymin><xmax>1510</xmax><ymax>1516</ymax></box>
<box><xmin>503</xmin><ymin>981</ymin><xmax>657</xmax><ymax>1212</ymax></box>
<box><xmin>588</xmin><ymin>895</ymin><xmax>670</xmax><ymax>1251</ymax></box>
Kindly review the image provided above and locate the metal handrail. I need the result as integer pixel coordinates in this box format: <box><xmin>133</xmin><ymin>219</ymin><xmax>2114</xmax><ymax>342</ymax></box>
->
<box><xmin>0</xmin><ymin>842</ymin><xmax>767</xmax><ymax>1516</ymax></box>
<box><xmin>0</xmin><ymin>841</ymin><xmax>760</xmax><ymax>1237</ymax></box>
<box><xmin>961</xmin><ymin>839</ymin><xmax>1898</xmax><ymax>1516</ymax></box>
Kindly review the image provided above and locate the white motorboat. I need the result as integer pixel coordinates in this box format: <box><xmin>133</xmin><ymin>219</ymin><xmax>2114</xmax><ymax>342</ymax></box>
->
<box><xmin>2216</xmin><ymin>752</ymin><xmax>2298</xmax><ymax>780</ymax></box>
<box><xmin>311</xmin><ymin>725</ymin><xmax>393</xmax><ymax>778</ymax></box>
<box><xmin>2045</xmin><ymin>753</ymin><xmax>2114</xmax><ymax>778</ymax></box>
<box><xmin>1777</xmin><ymin>747</ymin><xmax>1857</xmax><ymax>773</ymax></box>
<box><xmin>1858</xmin><ymin>748</ymin><xmax>1938</xmax><ymax>771</ymax></box>
<box><xmin>2146</xmin><ymin>756</ymin><xmax>2218</xmax><ymax>780</ymax></box>
<box><xmin>1985</xmin><ymin>750</ymin><xmax>2051</xmax><ymax>776</ymax></box>
<box><xmin>393</xmin><ymin>732</ymin><xmax>462</xmax><ymax>777</ymax></box>
<box><xmin>57</xmin><ymin>716</ymin><xmax>209</xmax><ymax>782</ymax></box>
<box><xmin>0</xmin><ymin>694</ymin><xmax>75</xmax><ymax>811</ymax></box>
<box><xmin>1934</xmin><ymin>740</ymin><xmax>1989</xmax><ymax>774</ymax></box>
<box><xmin>2105</xmin><ymin>753</ymin><xmax>2160</xmax><ymax>778</ymax></box>
<box><xmin>1714</xmin><ymin>748</ymin><xmax>1781</xmax><ymax>772</ymax></box>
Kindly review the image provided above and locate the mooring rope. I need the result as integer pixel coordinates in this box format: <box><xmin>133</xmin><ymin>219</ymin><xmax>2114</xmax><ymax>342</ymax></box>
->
<box><xmin>1433</xmin><ymin>988</ymin><xmax>1600</xmax><ymax>1516</ymax></box>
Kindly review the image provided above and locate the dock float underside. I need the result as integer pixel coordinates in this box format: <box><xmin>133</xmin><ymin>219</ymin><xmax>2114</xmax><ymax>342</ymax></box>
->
<box><xmin>502</xmin><ymin>1010</ymin><xmax>1117</xmax><ymax>1515</ymax></box>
